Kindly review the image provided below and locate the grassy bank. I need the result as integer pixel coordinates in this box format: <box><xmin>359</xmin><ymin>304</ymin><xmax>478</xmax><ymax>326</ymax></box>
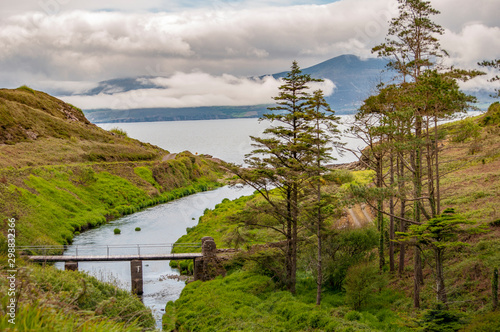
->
<box><xmin>0</xmin><ymin>258</ymin><xmax>156</xmax><ymax>331</ymax></box>
<box><xmin>0</xmin><ymin>154</ymin><xmax>223</xmax><ymax>247</ymax></box>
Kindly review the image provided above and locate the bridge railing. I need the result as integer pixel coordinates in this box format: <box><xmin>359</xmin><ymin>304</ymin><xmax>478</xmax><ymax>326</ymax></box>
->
<box><xmin>17</xmin><ymin>243</ymin><xmax>201</xmax><ymax>257</ymax></box>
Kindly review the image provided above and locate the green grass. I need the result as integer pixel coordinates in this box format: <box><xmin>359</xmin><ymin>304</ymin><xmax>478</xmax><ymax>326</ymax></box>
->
<box><xmin>164</xmin><ymin>270</ymin><xmax>388</xmax><ymax>332</ymax></box>
<box><xmin>0</xmin><ymin>157</ymin><xmax>222</xmax><ymax>247</ymax></box>
<box><xmin>0</xmin><ymin>260</ymin><xmax>155</xmax><ymax>331</ymax></box>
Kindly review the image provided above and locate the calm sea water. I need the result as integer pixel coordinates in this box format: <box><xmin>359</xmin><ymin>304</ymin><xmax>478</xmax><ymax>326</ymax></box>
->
<box><xmin>97</xmin><ymin>117</ymin><xmax>364</xmax><ymax>165</ymax></box>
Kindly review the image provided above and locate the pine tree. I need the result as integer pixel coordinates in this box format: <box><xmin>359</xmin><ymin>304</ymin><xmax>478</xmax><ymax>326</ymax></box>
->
<box><xmin>232</xmin><ymin>61</ymin><xmax>319</xmax><ymax>294</ymax></box>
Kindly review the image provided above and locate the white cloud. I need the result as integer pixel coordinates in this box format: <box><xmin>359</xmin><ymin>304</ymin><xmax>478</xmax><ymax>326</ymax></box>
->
<box><xmin>441</xmin><ymin>24</ymin><xmax>500</xmax><ymax>68</ymax></box>
<box><xmin>60</xmin><ymin>73</ymin><xmax>335</xmax><ymax>109</ymax></box>
<box><xmin>0</xmin><ymin>0</ymin><xmax>398</xmax><ymax>84</ymax></box>
<box><xmin>0</xmin><ymin>0</ymin><xmax>498</xmax><ymax>100</ymax></box>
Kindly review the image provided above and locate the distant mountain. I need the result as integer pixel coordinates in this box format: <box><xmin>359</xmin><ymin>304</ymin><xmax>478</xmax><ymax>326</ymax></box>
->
<box><xmin>73</xmin><ymin>54</ymin><xmax>493</xmax><ymax>123</ymax></box>
<box><xmin>273</xmin><ymin>54</ymin><xmax>389</xmax><ymax>112</ymax></box>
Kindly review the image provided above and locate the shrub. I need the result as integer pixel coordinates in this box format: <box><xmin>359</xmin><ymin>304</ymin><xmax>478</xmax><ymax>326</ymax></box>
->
<box><xmin>345</xmin><ymin>310</ymin><xmax>362</xmax><ymax>321</ymax></box>
<box><xmin>418</xmin><ymin>304</ymin><xmax>465</xmax><ymax>332</ymax></box>
<box><xmin>109</xmin><ymin>127</ymin><xmax>128</xmax><ymax>137</ymax></box>
<box><xmin>482</xmin><ymin>102</ymin><xmax>500</xmax><ymax>126</ymax></box>
<box><xmin>135</xmin><ymin>227</ymin><xmax>141</xmax><ymax>232</ymax></box>
<box><xmin>462</xmin><ymin>311</ymin><xmax>500</xmax><ymax>331</ymax></box>
<box><xmin>451</xmin><ymin>118</ymin><xmax>481</xmax><ymax>143</ymax></box>
<box><xmin>324</xmin><ymin>227</ymin><xmax>378</xmax><ymax>291</ymax></box>
<box><xmin>344</xmin><ymin>262</ymin><xmax>383</xmax><ymax>311</ymax></box>
<box><xmin>114</xmin><ymin>228</ymin><xmax>121</xmax><ymax>235</ymax></box>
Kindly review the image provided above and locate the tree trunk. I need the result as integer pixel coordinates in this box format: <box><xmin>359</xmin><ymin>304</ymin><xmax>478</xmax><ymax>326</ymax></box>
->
<box><xmin>434</xmin><ymin>116</ymin><xmax>441</xmax><ymax>215</ymax></box>
<box><xmin>291</xmin><ymin>183</ymin><xmax>298</xmax><ymax>295</ymax></box>
<box><xmin>398</xmin><ymin>153</ymin><xmax>407</xmax><ymax>276</ymax></box>
<box><xmin>286</xmin><ymin>188</ymin><xmax>293</xmax><ymax>293</ymax></box>
<box><xmin>414</xmin><ymin>116</ymin><xmax>424</xmax><ymax>285</ymax></box>
<box><xmin>389</xmin><ymin>153</ymin><xmax>395</xmax><ymax>272</ymax></box>
<box><xmin>377</xmin><ymin>155</ymin><xmax>385</xmax><ymax>270</ymax></box>
<box><xmin>435</xmin><ymin>248</ymin><xmax>448</xmax><ymax>305</ymax></box>
<box><xmin>316</xmin><ymin>182</ymin><xmax>322</xmax><ymax>305</ymax></box>
<box><xmin>414</xmin><ymin>246</ymin><xmax>421</xmax><ymax>308</ymax></box>
<box><xmin>426</xmin><ymin>118</ymin><xmax>437</xmax><ymax>217</ymax></box>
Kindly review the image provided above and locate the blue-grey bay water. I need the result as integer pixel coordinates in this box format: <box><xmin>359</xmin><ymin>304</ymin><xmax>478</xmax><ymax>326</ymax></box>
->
<box><xmin>97</xmin><ymin>117</ymin><xmax>364</xmax><ymax>165</ymax></box>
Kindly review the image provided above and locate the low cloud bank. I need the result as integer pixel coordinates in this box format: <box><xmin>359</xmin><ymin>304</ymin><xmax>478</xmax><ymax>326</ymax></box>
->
<box><xmin>61</xmin><ymin>73</ymin><xmax>335</xmax><ymax>110</ymax></box>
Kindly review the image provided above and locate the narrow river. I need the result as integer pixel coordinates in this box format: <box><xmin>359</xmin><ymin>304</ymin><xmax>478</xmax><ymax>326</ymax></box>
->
<box><xmin>56</xmin><ymin>185</ymin><xmax>255</xmax><ymax>329</ymax></box>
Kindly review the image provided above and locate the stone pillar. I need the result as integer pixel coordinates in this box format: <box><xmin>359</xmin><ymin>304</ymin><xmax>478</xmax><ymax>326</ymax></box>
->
<box><xmin>201</xmin><ymin>236</ymin><xmax>217</xmax><ymax>257</ymax></box>
<box><xmin>193</xmin><ymin>257</ymin><xmax>203</xmax><ymax>281</ymax></box>
<box><xmin>65</xmin><ymin>261</ymin><xmax>78</xmax><ymax>271</ymax></box>
<box><xmin>130</xmin><ymin>260</ymin><xmax>143</xmax><ymax>295</ymax></box>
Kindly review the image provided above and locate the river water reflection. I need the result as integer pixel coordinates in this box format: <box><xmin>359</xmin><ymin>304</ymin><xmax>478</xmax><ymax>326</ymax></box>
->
<box><xmin>56</xmin><ymin>185</ymin><xmax>255</xmax><ymax>328</ymax></box>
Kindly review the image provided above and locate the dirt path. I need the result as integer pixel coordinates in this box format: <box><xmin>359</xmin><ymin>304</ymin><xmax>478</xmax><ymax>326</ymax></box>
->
<box><xmin>162</xmin><ymin>153</ymin><xmax>177</xmax><ymax>161</ymax></box>
<box><xmin>347</xmin><ymin>203</ymin><xmax>373</xmax><ymax>228</ymax></box>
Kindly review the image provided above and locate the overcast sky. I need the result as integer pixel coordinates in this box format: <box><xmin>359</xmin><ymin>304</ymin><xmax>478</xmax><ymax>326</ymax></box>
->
<box><xmin>1</xmin><ymin>0</ymin><xmax>499</xmax><ymax>109</ymax></box>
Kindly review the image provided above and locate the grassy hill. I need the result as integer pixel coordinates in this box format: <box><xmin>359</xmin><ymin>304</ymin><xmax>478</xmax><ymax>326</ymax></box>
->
<box><xmin>0</xmin><ymin>86</ymin><xmax>163</xmax><ymax>168</ymax></box>
<box><xmin>0</xmin><ymin>87</ymin><xmax>225</xmax><ymax>247</ymax></box>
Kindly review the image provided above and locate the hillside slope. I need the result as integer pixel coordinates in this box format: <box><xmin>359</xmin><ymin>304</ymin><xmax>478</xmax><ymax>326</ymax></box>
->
<box><xmin>0</xmin><ymin>87</ymin><xmax>163</xmax><ymax>168</ymax></box>
<box><xmin>0</xmin><ymin>88</ymin><xmax>224</xmax><ymax>247</ymax></box>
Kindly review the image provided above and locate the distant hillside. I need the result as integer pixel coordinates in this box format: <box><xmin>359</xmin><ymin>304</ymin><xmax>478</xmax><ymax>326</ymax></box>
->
<box><xmin>273</xmin><ymin>54</ymin><xmax>389</xmax><ymax>111</ymax></box>
<box><xmin>0</xmin><ymin>87</ymin><xmax>163</xmax><ymax>168</ymax></box>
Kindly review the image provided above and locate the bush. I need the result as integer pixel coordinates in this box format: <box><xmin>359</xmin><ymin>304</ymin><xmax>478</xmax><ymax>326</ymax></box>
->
<box><xmin>418</xmin><ymin>304</ymin><xmax>465</xmax><ymax>332</ymax></box>
<box><xmin>451</xmin><ymin>118</ymin><xmax>481</xmax><ymax>143</ymax></box>
<box><xmin>461</xmin><ymin>311</ymin><xmax>500</xmax><ymax>331</ymax></box>
<box><xmin>109</xmin><ymin>127</ymin><xmax>128</xmax><ymax>137</ymax></box>
<box><xmin>482</xmin><ymin>102</ymin><xmax>500</xmax><ymax>126</ymax></box>
<box><xmin>344</xmin><ymin>262</ymin><xmax>383</xmax><ymax>311</ymax></box>
<box><xmin>345</xmin><ymin>310</ymin><xmax>362</xmax><ymax>321</ymax></box>
<box><xmin>324</xmin><ymin>227</ymin><xmax>378</xmax><ymax>291</ymax></box>
<box><xmin>114</xmin><ymin>228</ymin><xmax>121</xmax><ymax>235</ymax></box>
<box><xmin>135</xmin><ymin>227</ymin><xmax>141</xmax><ymax>231</ymax></box>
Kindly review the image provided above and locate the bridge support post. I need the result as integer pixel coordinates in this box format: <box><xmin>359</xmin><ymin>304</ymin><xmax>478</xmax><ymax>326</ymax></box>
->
<box><xmin>194</xmin><ymin>236</ymin><xmax>225</xmax><ymax>281</ymax></box>
<box><xmin>65</xmin><ymin>261</ymin><xmax>78</xmax><ymax>271</ymax></box>
<box><xmin>131</xmin><ymin>260</ymin><xmax>143</xmax><ymax>295</ymax></box>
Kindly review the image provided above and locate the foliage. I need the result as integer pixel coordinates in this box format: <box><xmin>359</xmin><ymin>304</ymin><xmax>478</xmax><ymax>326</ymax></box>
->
<box><xmin>109</xmin><ymin>127</ymin><xmax>128</xmax><ymax>137</ymax></box>
<box><xmin>323</xmin><ymin>226</ymin><xmax>379</xmax><ymax>291</ymax></box>
<box><xmin>461</xmin><ymin>311</ymin><xmax>500</xmax><ymax>331</ymax></box>
<box><xmin>481</xmin><ymin>102</ymin><xmax>500</xmax><ymax>126</ymax></box>
<box><xmin>0</xmin><ymin>262</ymin><xmax>155</xmax><ymax>331</ymax></box>
<box><xmin>478</xmin><ymin>59</ymin><xmax>500</xmax><ymax>98</ymax></box>
<box><xmin>344</xmin><ymin>262</ymin><xmax>385</xmax><ymax>311</ymax></box>
<box><xmin>113</xmin><ymin>228</ymin><xmax>121</xmax><ymax>234</ymax></box>
<box><xmin>450</xmin><ymin>118</ymin><xmax>481</xmax><ymax>143</ymax></box>
<box><xmin>0</xmin><ymin>159</ymin><xmax>221</xmax><ymax>247</ymax></box>
<box><xmin>163</xmin><ymin>270</ymin><xmax>385</xmax><ymax>332</ymax></box>
<box><xmin>418</xmin><ymin>304</ymin><xmax>465</xmax><ymax>332</ymax></box>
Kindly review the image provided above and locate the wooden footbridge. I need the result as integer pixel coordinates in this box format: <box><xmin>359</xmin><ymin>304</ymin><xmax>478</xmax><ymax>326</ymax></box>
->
<box><xmin>18</xmin><ymin>237</ymin><xmax>219</xmax><ymax>295</ymax></box>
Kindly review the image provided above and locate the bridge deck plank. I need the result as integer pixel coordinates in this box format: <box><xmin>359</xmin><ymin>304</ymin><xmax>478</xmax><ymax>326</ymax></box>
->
<box><xmin>28</xmin><ymin>253</ymin><xmax>203</xmax><ymax>262</ymax></box>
